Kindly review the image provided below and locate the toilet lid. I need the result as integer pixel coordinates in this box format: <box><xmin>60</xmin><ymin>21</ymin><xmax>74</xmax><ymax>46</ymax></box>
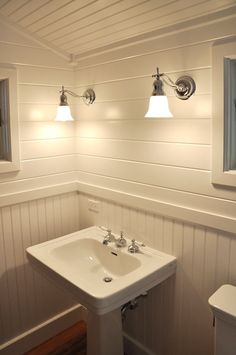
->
<box><xmin>209</xmin><ymin>284</ymin><xmax>236</xmax><ymax>322</ymax></box>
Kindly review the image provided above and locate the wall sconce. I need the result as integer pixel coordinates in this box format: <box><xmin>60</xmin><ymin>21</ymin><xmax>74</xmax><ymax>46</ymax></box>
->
<box><xmin>55</xmin><ymin>86</ymin><xmax>96</xmax><ymax>121</ymax></box>
<box><xmin>145</xmin><ymin>67</ymin><xmax>196</xmax><ymax>118</ymax></box>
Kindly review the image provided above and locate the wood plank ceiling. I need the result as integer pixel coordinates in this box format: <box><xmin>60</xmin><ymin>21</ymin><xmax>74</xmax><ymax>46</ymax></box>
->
<box><xmin>0</xmin><ymin>0</ymin><xmax>236</xmax><ymax>61</ymax></box>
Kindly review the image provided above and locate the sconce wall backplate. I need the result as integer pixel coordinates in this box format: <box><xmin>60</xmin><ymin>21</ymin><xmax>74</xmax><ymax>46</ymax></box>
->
<box><xmin>83</xmin><ymin>88</ymin><xmax>96</xmax><ymax>105</ymax></box>
<box><xmin>174</xmin><ymin>76</ymin><xmax>196</xmax><ymax>100</ymax></box>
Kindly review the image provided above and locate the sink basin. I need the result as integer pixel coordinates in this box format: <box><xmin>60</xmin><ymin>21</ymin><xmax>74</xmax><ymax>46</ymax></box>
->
<box><xmin>27</xmin><ymin>226</ymin><xmax>176</xmax><ymax>315</ymax></box>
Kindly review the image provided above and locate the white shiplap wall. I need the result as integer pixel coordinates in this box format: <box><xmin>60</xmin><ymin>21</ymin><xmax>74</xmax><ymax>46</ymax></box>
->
<box><xmin>0</xmin><ymin>20</ymin><xmax>76</xmax><ymax>198</ymax></box>
<box><xmin>75</xmin><ymin>14</ymin><xmax>236</xmax><ymax>232</ymax></box>
<box><xmin>78</xmin><ymin>192</ymin><xmax>236</xmax><ymax>355</ymax></box>
<box><xmin>0</xmin><ymin>192</ymin><xmax>79</xmax><ymax>349</ymax></box>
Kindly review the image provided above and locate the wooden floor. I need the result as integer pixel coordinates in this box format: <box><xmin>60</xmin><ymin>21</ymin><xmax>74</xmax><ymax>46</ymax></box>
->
<box><xmin>25</xmin><ymin>321</ymin><xmax>87</xmax><ymax>355</ymax></box>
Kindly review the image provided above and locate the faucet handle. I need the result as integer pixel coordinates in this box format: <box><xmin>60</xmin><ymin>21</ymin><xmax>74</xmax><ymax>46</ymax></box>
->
<box><xmin>128</xmin><ymin>239</ymin><xmax>140</xmax><ymax>253</ymax></box>
<box><xmin>116</xmin><ymin>231</ymin><xmax>127</xmax><ymax>247</ymax></box>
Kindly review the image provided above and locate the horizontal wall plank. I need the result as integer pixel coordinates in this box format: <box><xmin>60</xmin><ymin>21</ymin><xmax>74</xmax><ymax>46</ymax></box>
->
<box><xmin>76</xmin><ymin>68</ymin><xmax>211</xmax><ymax>99</ymax></box>
<box><xmin>20</xmin><ymin>122</ymin><xmax>75</xmax><ymax>140</ymax></box>
<box><xmin>21</xmin><ymin>138</ymin><xmax>75</xmax><ymax>159</ymax></box>
<box><xmin>18</xmin><ymin>66</ymin><xmax>73</xmax><ymax>86</ymax></box>
<box><xmin>76</xmin><ymin>42</ymin><xmax>211</xmax><ymax>83</ymax></box>
<box><xmin>77</xmin><ymin>138</ymin><xmax>211</xmax><ymax>170</ymax></box>
<box><xmin>18</xmin><ymin>84</ymin><xmax>63</xmax><ymax>104</ymax></box>
<box><xmin>0</xmin><ymin>177</ymin><xmax>77</xmax><ymax>206</ymax></box>
<box><xmin>19</xmin><ymin>103</ymin><xmax>58</xmax><ymax>122</ymax></box>
<box><xmin>76</xmin><ymin>94</ymin><xmax>211</xmax><ymax>120</ymax></box>
<box><xmin>0</xmin><ymin>155</ymin><xmax>76</xmax><ymax>183</ymax></box>
<box><xmin>76</xmin><ymin>155</ymin><xmax>236</xmax><ymax>201</ymax></box>
<box><xmin>76</xmin><ymin>119</ymin><xmax>211</xmax><ymax>144</ymax></box>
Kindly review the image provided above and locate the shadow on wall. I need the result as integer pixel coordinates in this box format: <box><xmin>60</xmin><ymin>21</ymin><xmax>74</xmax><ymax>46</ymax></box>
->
<box><xmin>0</xmin><ymin>262</ymin><xmax>76</xmax><ymax>345</ymax></box>
<box><xmin>123</xmin><ymin>272</ymin><xmax>214</xmax><ymax>355</ymax></box>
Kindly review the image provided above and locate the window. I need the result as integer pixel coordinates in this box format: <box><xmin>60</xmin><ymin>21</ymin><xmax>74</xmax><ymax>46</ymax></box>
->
<box><xmin>0</xmin><ymin>65</ymin><xmax>20</xmax><ymax>173</ymax></box>
<box><xmin>212</xmin><ymin>39</ymin><xmax>236</xmax><ymax>187</ymax></box>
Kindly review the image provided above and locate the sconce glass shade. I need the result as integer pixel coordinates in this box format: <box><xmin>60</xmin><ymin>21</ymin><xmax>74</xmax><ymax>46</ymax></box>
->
<box><xmin>145</xmin><ymin>95</ymin><xmax>173</xmax><ymax>118</ymax></box>
<box><xmin>55</xmin><ymin>105</ymin><xmax>74</xmax><ymax>121</ymax></box>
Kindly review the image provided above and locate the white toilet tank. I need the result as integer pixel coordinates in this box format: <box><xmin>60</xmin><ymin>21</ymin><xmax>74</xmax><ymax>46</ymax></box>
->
<box><xmin>209</xmin><ymin>285</ymin><xmax>236</xmax><ymax>355</ymax></box>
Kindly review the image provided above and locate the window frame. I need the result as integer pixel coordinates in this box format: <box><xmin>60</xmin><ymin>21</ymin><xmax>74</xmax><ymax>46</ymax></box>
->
<box><xmin>0</xmin><ymin>65</ymin><xmax>20</xmax><ymax>173</ymax></box>
<box><xmin>212</xmin><ymin>38</ymin><xmax>236</xmax><ymax>187</ymax></box>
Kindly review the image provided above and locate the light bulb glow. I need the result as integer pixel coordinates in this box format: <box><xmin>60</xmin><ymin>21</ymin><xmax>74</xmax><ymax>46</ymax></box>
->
<box><xmin>145</xmin><ymin>96</ymin><xmax>173</xmax><ymax>118</ymax></box>
<box><xmin>55</xmin><ymin>106</ymin><xmax>74</xmax><ymax>121</ymax></box>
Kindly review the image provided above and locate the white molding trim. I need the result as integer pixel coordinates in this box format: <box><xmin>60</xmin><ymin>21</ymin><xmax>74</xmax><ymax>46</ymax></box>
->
<box><xmin>0</xmin><ymin>182</ymin><xmax>77</xmax><ymax>207</ymax></box>
<box><xmin>0</xmin><ymin>181</ymin><xmax>235</xmax><ymax>234</ymax></box>
<box><xmin>212</xmin><ymin>37</ymin><xmax>236</xmax><ymax>187</ymax></box>
<box><xmin>77</xmin><ymin>181</ymin><xmax>236</xmax><ymax>234</ymax></box>
<box><xmin>0</xmin><ymin>305</ymin><xmax>84</xmax><ymax>355</ymax></box>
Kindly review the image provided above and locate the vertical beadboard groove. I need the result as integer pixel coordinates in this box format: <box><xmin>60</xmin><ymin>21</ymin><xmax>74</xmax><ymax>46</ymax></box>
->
<box><xmin>79</xmin><ymin>192</ymin><xmax>236</xmax><ymax>355</ymax></box>
<box><xmin>0</xmin><ymin>192</ymin><xmax>79</xmax><ymax>345</ymax></box>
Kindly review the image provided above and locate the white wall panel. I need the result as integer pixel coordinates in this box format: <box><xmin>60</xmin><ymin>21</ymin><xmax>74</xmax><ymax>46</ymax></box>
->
<box><xmin>21</xmin><ymin>138</ymin><xmax>75</xmax><ymax>159</ymax></box>
<box><xmin>20</xmin><ymin>121</ymin><xmax>75</xmax><ymax>139</ymax></box>
<box><xmin>77</xmin><ymin>155</ymin><xmax>236</xmax><ymax>202</ymax></box>
<box><xmin>17</xmin><ymin>65</ymin><xmax>73</xmax><ymax>86</ymax></box>
<box><xmin>0</xmin><ymin>192</ymin><xmax>79</xmax><ymax>346</ymax></box>
<box><xmin>75</xmin><ymin>13</ymin><xmax>236</xmax><ymax>229</ymax></box>
<box><xmin>76</xmin><ymin>94</ymin><xmax>211</xmax><ymax>120</ymax></box>
<box><xmin>76</xmin><ymin>42</ymin><xmax>211</xmax><ymax>84</ymax></box>
<box><xmin>77</xmin><ymin>138</ymin><xmax>211</xmax><ymax>170</ymax></box>
<box><xmin>76</xmin><ymin>119</ymin><xmax>211</xmax><ymax>144</ymax></box>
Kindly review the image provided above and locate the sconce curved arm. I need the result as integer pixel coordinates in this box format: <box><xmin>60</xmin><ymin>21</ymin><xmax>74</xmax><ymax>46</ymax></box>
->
<box><xmin>59</xmin><ymin>85</ymin><xmax>96</xmax><ymax>105</ymax></box>
<box><xmin>151</xmin><ymin>67</ymin><xmax>196</xmax><ymax>100</ymax></box>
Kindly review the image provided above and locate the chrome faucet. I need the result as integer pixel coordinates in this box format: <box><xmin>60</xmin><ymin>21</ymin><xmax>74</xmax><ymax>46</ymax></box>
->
<box><xmin>102</xmin><ymin>229</ymin><xmax>115</xmax><ymax>245</ymax></box>
<box><xmin>115</xmin><ymin>231</ymin><xmax>127</xmax><ymax>248</ymax></box>
<box><xmin>128</xmin><ymin>239</ymin><xmax>140</xmax><ymax>253</ymax></box>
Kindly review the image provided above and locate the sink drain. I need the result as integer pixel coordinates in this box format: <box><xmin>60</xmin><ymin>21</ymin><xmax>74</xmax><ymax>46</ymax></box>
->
<box><xmin>103</xmin><ymin>276</ymin><xmax>112</xmax><ymax>283</ymax></box>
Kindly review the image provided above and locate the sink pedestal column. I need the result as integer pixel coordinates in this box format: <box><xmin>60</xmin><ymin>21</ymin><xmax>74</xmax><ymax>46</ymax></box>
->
<box><xmin>87</xmin><ymin>308</ymin><xmax>123</xmax><ymax>355</ymax></box>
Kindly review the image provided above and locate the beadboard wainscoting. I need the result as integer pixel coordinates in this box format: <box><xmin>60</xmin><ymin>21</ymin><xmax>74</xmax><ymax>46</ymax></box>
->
<box><xmin>78</xmin><ymin>192</ymin><xmax>236</xmax><ymax>355</ymax></box>
<box><xmin>0</xmin><ymin>192</ymin><xmax>80</xmax><ymax>354</ymax></box>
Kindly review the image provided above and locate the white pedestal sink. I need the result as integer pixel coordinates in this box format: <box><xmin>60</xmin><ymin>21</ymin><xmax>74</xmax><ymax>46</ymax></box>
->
<box><xmin>27</xmin><ymin>226</ymin><xmax>176</xmax><ymax>355</ymax></box>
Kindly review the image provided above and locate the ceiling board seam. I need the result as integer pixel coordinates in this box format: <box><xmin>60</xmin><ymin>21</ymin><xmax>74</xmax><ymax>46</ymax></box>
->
<box><xmin>37</xmin><ymin>0</ymin><xmax>121</xmax><ymax>39</ymax></box>
<box><xmin>7</xmin><ymin>0</ymin><xmax>32</xmax><ymax>17</ymax></box>
<box><xmin>75</xmin><ymin>9</ymin><xmax>236</xmax><ymax>64</ymax></box>
<box><xmin>27</xmin><ymin>0</ymin><xmax>96</xmax><ymax>33</ymax></box>
<box><xmin>64</xmin><ymin>0</ymin><xmax>202</xmax><ymax>51</ymax></box>
<box><xmin>71</xmin><ymin>0</ymin><xmax>210</xmax><ymax>53</ymax></box>
<box><xmin>55</xmin><ymin>0</ymin><xmax>159</xmax><ymax>48</ymax></box>
<box><xmin>0</xmin><ymin>13</ymin><xmax>71</xmax><ymax>62</ymax></box>
<box><xmin>14</xmin><ymin>0</ymin><xmax>53</xmax><ymax>23</ymax></box>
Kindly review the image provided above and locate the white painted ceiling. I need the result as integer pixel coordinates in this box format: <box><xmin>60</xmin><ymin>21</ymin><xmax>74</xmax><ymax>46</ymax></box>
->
<box><xmin>0</xmin><ymin>0</ymin><xmax>236</xmax><ymax>62</ymax></box>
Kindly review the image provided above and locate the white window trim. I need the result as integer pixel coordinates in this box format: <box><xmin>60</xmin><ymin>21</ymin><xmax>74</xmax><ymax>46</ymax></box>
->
<box><xmin>212</xmin><ymin>38</ymin><xmax>236</xmax><ymax>187</ymax></box>
<box><xmin>0</xmin><ymin>65</ymin><xmax>20</xmax><ymax>173</ymax></box>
